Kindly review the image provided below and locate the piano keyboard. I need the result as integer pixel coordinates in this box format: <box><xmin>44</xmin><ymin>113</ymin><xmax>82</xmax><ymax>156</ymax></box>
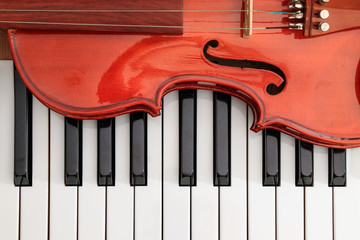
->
<box><xmin>1</xmin><ymin>60</ymin><xmax>360</xmax><ymax>240</ymax></box>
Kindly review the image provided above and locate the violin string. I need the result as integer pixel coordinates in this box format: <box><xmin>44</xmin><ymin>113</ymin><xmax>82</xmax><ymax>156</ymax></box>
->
<box><xmin>0</xmin><ymin>9</ymin><xmax>296</xmax><ymax>15</ymax></box>
<box><xmin>0</xmin><ymin>20</ymin><xmax>300</xmax><ymax>30</ymax></box>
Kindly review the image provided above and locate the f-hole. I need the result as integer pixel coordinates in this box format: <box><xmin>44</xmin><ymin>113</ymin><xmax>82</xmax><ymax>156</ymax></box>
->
<box><xmin>203</xmin><ymin>40</ymin><xmax>287</xmax><ymax>95</ymax></box>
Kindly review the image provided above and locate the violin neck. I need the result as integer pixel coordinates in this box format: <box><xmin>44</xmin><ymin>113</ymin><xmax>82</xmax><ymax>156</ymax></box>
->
<box><xmin>0</xmin><ymin>0</ymin><xmax>183</xmax><ymax>34</ymax></box>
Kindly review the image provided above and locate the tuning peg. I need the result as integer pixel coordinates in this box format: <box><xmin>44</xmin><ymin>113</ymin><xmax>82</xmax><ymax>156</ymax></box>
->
<box><xmin>319</xmin><ymin>0</ymin><xmax>330</xmax><ymax>5</ymax></box>
<box><xmin>318</xmin><ymin>22</ymin><xmax>330</xmax><ymax>32</ymax></box>
<box><xmin>319</xmin><ymin>10</ymin><xmax>330</xmax><ymax>19</ymax></box>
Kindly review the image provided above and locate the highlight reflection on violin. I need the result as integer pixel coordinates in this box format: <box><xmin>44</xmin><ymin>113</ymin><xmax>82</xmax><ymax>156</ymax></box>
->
<box><xmin>0</xmin><ymin>0</ymin><xmax>359</xmax><ymax>148</ymax></box>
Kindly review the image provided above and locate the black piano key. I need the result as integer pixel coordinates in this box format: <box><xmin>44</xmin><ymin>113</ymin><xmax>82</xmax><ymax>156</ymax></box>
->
<box><xmin>328</xmin><ymin>148</ymin><xmax>346</xmax><ymax>187</ymax></box>
<box><xmin>213</xmin><ymin>92</ymin><xmax>231</xmax><ymax>186</ymax></box>
<box><xmin>262</xmin><ymin>129</ymin><xmax>281</xmax><ymax>186</ymax></box>
<box><xmin>14</xmin><ymin>66</ymin><xmax>32</xmax><ymax>186</ymax></box>
<box><xmin>295</xmin><ymin>140</ymin><xmax>314</xmax><ymax>186</ymax></box>
<box><xmin>179</xmin><ymin>90</ymin><xmax>197</xmax><ymax>186</ymax></box>
<box><xmin>97</xmin><ymin>118</ymin><xmax>115</xmax><ymax>186</ymax></box>
<box><xmin>65</xmin><ymin>117</ymin><xmax>83</xmax><ymax>186</ymax></box>
<box><xmin>130</xmin><ymin>112</ymin><xmax>147</xmax><ymax>186</ymax></box>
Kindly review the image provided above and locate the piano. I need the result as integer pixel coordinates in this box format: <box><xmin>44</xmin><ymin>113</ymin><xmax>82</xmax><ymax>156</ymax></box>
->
<box><xmin>0</xmin><ymin>0</ymin><xmax>359</xmax><ymax>239</ymax></box>
<box><xmin>1</xmin><ymin>59</ymin><xmax>359</xmax><ymax>240</ymax></box>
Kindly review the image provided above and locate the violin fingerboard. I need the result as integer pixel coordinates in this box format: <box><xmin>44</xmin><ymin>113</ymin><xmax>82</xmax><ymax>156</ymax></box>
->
<box><xmin>0</xmin><ymin>32</ymin><xmax>12</xmax><ymax>60</ymax></box>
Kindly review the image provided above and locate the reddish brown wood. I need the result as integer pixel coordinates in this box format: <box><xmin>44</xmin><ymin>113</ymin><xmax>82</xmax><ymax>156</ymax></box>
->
<box><xmin>0</xmin><ymin>0</ymin><xmax>183</xmax><ymax>34</ymax></box>
<box><xmin>4</xmin><ymin>0</ymin><xmax>360</xmax><ymax>148</ymax></box>
<box><xmin>304</xmin><ymin>0</ymin><xmax>360</xmax><ymax>36</ymax></box>
<box><xmin>242</xmin><ymin>0</ymin><xmax>253</xmax><ymax>38</ymax></box>
<box><xmin>0</xmin><ymin>0</ymin><xmax>178</xmax><ymax>9</ymax></box>
<box><xmin>0</xmin><ymin>31</ymin><xmax>12</xmax><ymax>60</ymax></box>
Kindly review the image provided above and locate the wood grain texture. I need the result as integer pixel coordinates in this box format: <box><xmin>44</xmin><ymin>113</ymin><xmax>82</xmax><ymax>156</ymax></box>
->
<box><xmin>0</xmin><ymin>0</ymin><xmax>183</xmax><ymax>34</ymax></box>
<box><xmin>0</xmin><ymin>32</ymin><xmax>12</xmax><ymax>60</ymax></box>
<box><xmin>242</xmin><ymin>0</ymin><xmax>253</xmax><ymax>38</ymax></box>
<box><xmin>0</xmin><ymin>0</ymin><xmax>179</xmax><ymax>10</ymax></box>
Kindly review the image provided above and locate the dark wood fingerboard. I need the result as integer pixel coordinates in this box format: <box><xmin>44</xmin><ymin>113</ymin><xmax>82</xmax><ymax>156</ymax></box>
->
<box><xmin>0</xmin><ymin>31</ymin><xmax>12</xmax><ymax>60</ymax></box>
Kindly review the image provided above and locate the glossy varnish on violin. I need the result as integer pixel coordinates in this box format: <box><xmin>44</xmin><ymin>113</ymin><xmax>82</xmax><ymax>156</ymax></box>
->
<box><xmin>3</xmin><ymin>0</ymin><xmax>360</xmax><ymax>148</ymax></box>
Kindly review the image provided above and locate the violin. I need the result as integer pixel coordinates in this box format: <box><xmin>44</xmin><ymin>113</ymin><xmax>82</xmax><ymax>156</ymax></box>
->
<box><xmin>0</xmin><ymin>0</ymin><xmax>359</xmax><ymax>148</ymax></box>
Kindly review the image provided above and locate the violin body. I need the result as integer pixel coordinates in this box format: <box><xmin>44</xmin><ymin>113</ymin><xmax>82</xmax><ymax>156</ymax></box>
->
<box><xmin>4</xmin><ymin>0</ymin><xmax>360</xmax><ymax>148</ymax></box>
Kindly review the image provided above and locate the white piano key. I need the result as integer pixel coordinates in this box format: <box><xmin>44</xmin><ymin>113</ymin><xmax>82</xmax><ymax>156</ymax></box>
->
<box><xmin>277</xmin><ymin>134</ymin><xmax>303</xmax><ymax>240</ymax></box>
<box><xmin>219</xmin><ymin>97</ymin><xmax>247</xmax><ymax>240</ymax></box>
<box><xmin>78</xmin><ymin>120</ymin><xmax>106</xmax><ymax>240</ymax></box>
<box><xmin>134</xmin><ymin>113</ymin><xmax>162</xmax><ymax>240</ymax></box>
<box><xmin>20</xmin><ymin>97</ymin><xmax>49</xmax><ymax>240</ymax></box>
<box><xmin>163</xmin><ymin>92</ymin><xmax>190</xmax><ymax>240</ymax></box>
<box><xmin>0</xmin><ymin>61</ymin><xmax>19</xmax><ymax>240</ymax></box>
<box><xmin>248</xmin><ymin>107</ymin><xmax>276</xmax><ymax>240</ymax></box>
<box><xmin>192</xmin><ymin>90</ymin><xmax>218</xmax><ymax>240</ymax></box>
<box><xmin>333</xmin><ymin>148</ymin><xmax>360</xmax><ymax>240</ymax></box>
<box><xmin>49</xmin><ymin>111</ymin><xmax>77</xmax><ymax>240</ymax></box>
<box><xmin>306</xmin><ymin>145</ymin><xmax>332</xmax><ymax>240</ymax></box>
<box><xmin>107</xmin><ymin>115</ymin><xmax>133</xmax><ymax>240</ymax></box>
